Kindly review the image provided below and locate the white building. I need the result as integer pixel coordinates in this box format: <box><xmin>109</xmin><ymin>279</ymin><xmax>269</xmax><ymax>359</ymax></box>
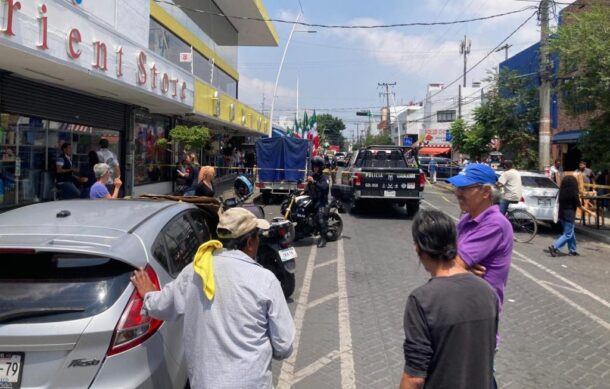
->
<box><xmin>420</xmin><ymin>82</ymin><xmax>484</xmax><ymax>155</ymax></box>
<box><xmin>389</xmin><ymin>104</ymin><xmax>424</xmax><ymax>146</ymax></box>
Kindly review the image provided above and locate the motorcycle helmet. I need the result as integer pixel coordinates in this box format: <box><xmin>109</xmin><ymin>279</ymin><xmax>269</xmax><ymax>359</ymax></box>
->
<box><xmin>234</xmin><ymin>174</ymin><xmax>254</xmax><ymax>200</ymax></box>
<box><xmin>311</xmin><ymin>156</ymin><xmax>325</xmax><ymax>170</ymax></box>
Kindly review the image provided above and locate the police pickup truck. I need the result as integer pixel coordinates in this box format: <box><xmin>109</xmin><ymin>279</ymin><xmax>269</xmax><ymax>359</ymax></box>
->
<box><xmin>331</xmin><ymin>145</ymin><xmax>425</xmax><ymax>216</ymax></box>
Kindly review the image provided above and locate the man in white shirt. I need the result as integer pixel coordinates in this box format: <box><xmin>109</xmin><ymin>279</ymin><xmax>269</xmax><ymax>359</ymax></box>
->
<box><xmin>130</xmin><ymin>208</ymin><xmax>295</xmax><ymax>389</ymax></box>
<box><xmin>550</xmin><ymin>159</ymin><xmax>563</xmax><ymax>186</ymax></box>
<box><xmin>497</xmin><ymin>160</ymin><xmax>522</xmax><ymax>215</ymax></box>
<box><xmin>97</xmin><ymin>138</ymin><xmax>120</xmax><ymax>186</ymax></box>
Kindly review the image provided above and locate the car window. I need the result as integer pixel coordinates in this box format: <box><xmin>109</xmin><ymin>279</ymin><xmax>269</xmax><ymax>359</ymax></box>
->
<box><xmin>521</xmin><ymin>176</ymin><xmax>558</xmax><ymax>189</ymax></box>
<box><xmin>189</xmin><ymin>210</ymin><xmax>211</xmax><ymax>243</ymax></box>
<box><xmin>0</xmin><ymin>253</ymin><xmax>132</xmax><ymax>324</ymax></box>
<box><xmin>151</xmin><ymin>238</ymin><xmax>170</xmax><ymax>274</ymax></box>
<box><xmin>164</xmin><ymin>212</ymin><xmax>202</xmax><ymax>277</ymax></box>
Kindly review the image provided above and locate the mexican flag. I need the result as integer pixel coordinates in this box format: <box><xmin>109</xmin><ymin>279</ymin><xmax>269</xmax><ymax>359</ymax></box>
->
<box><xmin>293</xmin><ymin>116</ymin><xmax>300</xmax><ymax>135</ymax></box>
<box><xmin>307</xmin><ymin>110</ymin><xmax>319</xmax><ymax>149</ymax></box>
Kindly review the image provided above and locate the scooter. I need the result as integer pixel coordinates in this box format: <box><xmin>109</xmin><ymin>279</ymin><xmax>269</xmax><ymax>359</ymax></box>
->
<box><xmin>222</xmin><ymin>175</ymin><xmax>297</xmax><ymax>298</ymax></box>
<box><xmin>280</xmin><ymin>184</ymin><xmax>344</xmax><ymax>244</ymax></box>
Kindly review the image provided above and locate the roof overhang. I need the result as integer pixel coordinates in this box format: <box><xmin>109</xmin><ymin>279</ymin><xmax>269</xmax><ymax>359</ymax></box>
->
<box><xmin>172</xmin><ymin>0</ymin><xmax>279</xmax><ymax>46</ymax></box>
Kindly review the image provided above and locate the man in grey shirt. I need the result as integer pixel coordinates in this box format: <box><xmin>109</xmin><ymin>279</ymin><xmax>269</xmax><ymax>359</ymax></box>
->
<box><xmin>131</xmin><ymin>207</ymin><xmax>295</xmax><ymax>389</ymax></box>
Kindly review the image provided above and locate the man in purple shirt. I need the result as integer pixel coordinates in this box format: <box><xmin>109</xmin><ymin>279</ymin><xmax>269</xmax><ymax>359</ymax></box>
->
<box><xmin>448</xmin><ymin>163</ymin><xmax>513</xmax><ymax>315</ymax></box>
<box><xmin>448</xmin><ymin>164</ymin><xmax>513</xmax><ymax>389</ymax></box>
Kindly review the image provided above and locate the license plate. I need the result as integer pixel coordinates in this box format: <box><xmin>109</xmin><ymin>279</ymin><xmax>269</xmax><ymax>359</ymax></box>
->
<box><xmin>407</xmin><ymin>182</ymin><xmax>416</xmax><ymax>189</ymax></box>
<box><xmin>0</xmin><ymin>352</ymin><xmax>24</xmax><ymax>389</ymax></box>
<box><xmin>538</xmin><ymin>198</ymin><xmax>552</xmax><ymax>207</ymax></box>
<box><xmin>278</xmin><ymin>247</ymin><xmax>297</xmax><ymax>262</ymax></box>
<box><xmin>384</xmin><ymin>190</ymin><xmax>396</xmax><ymax>197</ymax></box>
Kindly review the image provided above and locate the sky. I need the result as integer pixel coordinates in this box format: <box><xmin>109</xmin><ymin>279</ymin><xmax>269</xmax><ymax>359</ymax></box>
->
<box><xmin>237</xmin><ymin>0</ymin><xmax>566</xmax><ymax>139</ymax></box>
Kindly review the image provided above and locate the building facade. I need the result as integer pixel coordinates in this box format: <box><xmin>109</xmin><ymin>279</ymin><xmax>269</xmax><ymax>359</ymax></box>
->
<box><xmin>389</xmin><ymin>104</ymin><xmax>423</xmax><ymax>146</ymax></box>
<box><xmin>420</xmin><ymin>82</ymin><xmax>484</xmax><ymax>156</ymax></box>
<box><xmin>0</xmin><ymin>0</ymin><xmax>277</xmax><ymax>209</ymax></box>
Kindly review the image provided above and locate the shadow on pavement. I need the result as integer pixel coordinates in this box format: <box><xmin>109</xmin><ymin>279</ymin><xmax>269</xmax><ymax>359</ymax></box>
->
<box><xmin>348</xmin><ymin>201</ymin><xmax>413</xmax><ymax>220</ymax></box>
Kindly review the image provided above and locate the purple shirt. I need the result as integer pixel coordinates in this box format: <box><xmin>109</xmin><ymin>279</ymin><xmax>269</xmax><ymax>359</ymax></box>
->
<box><xmin>457</xmin><ymin>205</ymin><xmax>513</xmax><ymax>309</ymax></box>
<box><xmin>89</xmin><ymin>182</ymin><xmax>109</xmax><ymax>199</ymax></box>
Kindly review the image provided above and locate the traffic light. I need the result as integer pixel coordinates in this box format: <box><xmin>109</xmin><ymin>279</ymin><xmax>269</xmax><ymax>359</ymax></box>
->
<box><xmin>356</xmin><ymin>110</ymin><xmax>371</xmax><ymax>117</ymax></box>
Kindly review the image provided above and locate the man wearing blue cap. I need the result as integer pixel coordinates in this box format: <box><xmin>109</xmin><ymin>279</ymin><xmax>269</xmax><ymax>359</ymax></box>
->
<box><xmin>447</xmin><ymin>163</ymin><xmax>513</xmax><ymax>387</ymax></box>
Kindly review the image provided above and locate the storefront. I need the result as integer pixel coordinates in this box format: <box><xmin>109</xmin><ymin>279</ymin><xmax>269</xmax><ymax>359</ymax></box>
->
<box><xmin>0</xmin><ymin>74</ymin><xmax>129</xmax><ymax>209</ymax></box>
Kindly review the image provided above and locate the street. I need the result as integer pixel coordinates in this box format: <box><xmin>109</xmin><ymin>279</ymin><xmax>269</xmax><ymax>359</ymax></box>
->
<box><xmin>266</xmin><ymin>185</ymin><xmax>610</xmax><ymax>389</ymax></box>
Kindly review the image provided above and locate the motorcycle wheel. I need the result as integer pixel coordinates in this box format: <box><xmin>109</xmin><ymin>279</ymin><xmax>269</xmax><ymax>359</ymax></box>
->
<box><xmin>326</xmin><ymin>212</ymin><xmax>343</xmax><ymax>242</ymax></box>
<box><xmin>257</xmin><ymin>247</ymin><xmax>295</xmax><ymax>299</ymax></box>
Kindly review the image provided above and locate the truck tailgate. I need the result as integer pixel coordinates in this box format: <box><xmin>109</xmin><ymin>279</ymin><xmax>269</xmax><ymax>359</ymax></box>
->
<box><xmin>359</xmin><ymin>169</ymin><xmax>421</xmax><ymax>198</ymax></box>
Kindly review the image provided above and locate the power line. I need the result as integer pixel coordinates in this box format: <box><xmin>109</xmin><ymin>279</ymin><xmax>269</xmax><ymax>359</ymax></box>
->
<box><xmin>426</xmin><ymin>10</ymin><xmax>538</xmax><ymax>102</ymax></box>
<box><xmin>153</xmin><ymin>0</ymin><xmax>536</xmax><ymax>29</ymax></box>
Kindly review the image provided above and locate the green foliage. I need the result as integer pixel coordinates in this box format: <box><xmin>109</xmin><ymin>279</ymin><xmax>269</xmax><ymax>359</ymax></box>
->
<box><xmin>317</xmin><ymin>114</ymin><xmax>346</xmax><ymax>149</ymax></box>
<box><xmin>548</xmin><ymin>5</ymin><xmax>610</xmax><ymax>170</ymax></box>
<box><xmin>364</xmin><ymin>133</ymin><xmax>393</xmax><ymax>146</ymax></box>
<box><xmin>168</xmin><ymin>125</ymin><xmax>211</xmax><ymax>150</ymax></box>
<box><xmin>451</xmin><ymin>69</ymin><xmax>539</xmax><ymax>169</ymax></box>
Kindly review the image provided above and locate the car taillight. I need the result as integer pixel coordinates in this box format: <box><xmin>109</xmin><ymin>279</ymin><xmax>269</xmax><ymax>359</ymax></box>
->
<box><xmin>107</xmin><ymin>265</ymin><xmax>162</xmax><ymax>356</ymax></box>
<box><xmin>297</xmin><ymin>183</ymin><xmax>305</xmax><ymax>190</ymax></box>
<box><xmin>0</xmin><ymin>248</ymin><xmax>35</xmax><ymax>254</ymax></box>
<box><xmin>419</xmin><ymin>173</ymin><xmax>426</xmax><ymax>188</ymax></box>
<box><xmin>354</xmin><ymin>173</ymin><xmax>362</xmax><ymax>187</ymax></box>
<box><xmin>255</xmin><ymin>182</ymin><xmax>265</xmax><ymax>189</ymax></box>
<box><xmin>520</xmin><ymin>197</ymin><xmax>525</xmax><ymax>202</ymax></box>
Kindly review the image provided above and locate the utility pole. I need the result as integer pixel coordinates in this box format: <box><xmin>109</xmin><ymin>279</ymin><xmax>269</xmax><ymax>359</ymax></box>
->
<box><xmin>458</xmin><ymin>84</ymin><xmax>462</xmax><ymax>119</ymax></box>
<box><xmin>459</xmin><ymin>36</ymin><xmax>472</xmax><ymax>87</ymax></box>
<box><xmin>378</xmin><ymin>82</ymin><xmax>396</xmax><ymax>136</ymax></box>
<box><xmin>539</xmin><ymin>0</ymin><xmax>551</xmax><ymax>171</ymax></box>
<box><xmin>495</xmin><ymin>43</ymin><xmax>513</xmax><ymax>61</ymax></box>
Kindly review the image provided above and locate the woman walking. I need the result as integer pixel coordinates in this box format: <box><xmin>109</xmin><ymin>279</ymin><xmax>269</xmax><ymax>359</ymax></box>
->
<box><xmin>548</xmin><ymin>175</ymin><xmax>582</xmax><ymax>257</ymax></box>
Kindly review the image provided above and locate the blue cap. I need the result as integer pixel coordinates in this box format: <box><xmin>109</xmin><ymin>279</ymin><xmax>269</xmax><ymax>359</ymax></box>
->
<box><xmin>447</xmin><ymin>163</ymin><xmax>497</xmax><ymax>187</ymax></box>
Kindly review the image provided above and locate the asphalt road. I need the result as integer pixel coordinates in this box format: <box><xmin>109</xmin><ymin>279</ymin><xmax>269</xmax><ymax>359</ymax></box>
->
<box><xmin>263</xmin><ymin>184</ymin><xmax>610</xmax><ymax>389</ymax></box>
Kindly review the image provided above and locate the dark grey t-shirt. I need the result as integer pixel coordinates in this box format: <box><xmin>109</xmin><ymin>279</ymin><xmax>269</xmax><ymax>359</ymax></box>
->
<box><xmin>403</xmin><ymin>273</ymin><xmax>498</xmax><ymax>389</ymax></box>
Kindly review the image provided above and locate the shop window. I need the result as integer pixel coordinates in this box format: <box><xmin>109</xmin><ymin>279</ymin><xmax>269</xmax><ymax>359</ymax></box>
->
<box><xmin>134</xmin><ymin>113</ymin><xmax>171</xmax><ymax>186</ymax></box>
<box><xmin>0</xmin><ymin>114</ymin><xmax>120</xmax><ymax>209</ymax></box>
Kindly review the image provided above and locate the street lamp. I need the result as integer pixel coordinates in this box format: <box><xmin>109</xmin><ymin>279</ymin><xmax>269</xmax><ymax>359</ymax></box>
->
<box><xmin>268</xmin><ymin>12</ymin><xmax>317</xmax><ymax>136</ymax></box>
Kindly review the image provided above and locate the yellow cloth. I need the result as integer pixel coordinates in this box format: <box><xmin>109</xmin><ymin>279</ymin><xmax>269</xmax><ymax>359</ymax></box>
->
<box><xmin>193</xmin><ymin>240</ymin><xmax>223</xmax><ymax>300</ymax></box>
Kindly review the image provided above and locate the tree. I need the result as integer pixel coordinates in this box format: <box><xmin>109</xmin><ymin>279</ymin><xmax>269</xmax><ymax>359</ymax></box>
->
<box><xmin>316</xmin><ymin>114</ymin><xmax>346</xmax><ymax>149</ymax></box>
<box><xmin>156</xmin><ymin>125</ymin><xmax>211</xmax><ymax>151</ymax></box>
<box><xmin>548</xmin><ymin>5</ymin><xmax>610</xmax><ymax>170</ymax></box>
<box><xmin>364</xmin><ymin>133</ymin><xmax>393</xmax><ymax>146</ymax></box>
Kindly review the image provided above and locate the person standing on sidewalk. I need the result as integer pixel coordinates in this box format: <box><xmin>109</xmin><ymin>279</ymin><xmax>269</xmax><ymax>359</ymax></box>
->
<box><xmin>130</xmin><ymin>207</ymin><xmax>295</xmax><ymax>389</ymax></box>
<box><xmin>548</xmin><ymin>175</ymin><xmax>582</xmax><ymax>257</ymax></box>
<box><xmin>401</xmin><ymin>209</ymin><xmax>498</xmax><ymax>389</ymax></box>
<box><xmin>428</xmin><ymin>158</ymin><xmax>438</xmax><ymax>184</ymax></box>
<box><xmin>497</xmin><ymin>160</ymin><xmax>522</xmax><ymax>215</ymax></box>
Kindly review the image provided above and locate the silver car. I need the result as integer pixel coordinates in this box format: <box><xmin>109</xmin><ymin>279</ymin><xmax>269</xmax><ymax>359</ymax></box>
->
<box><xmin>504</xmin><ymin>171</ymin><xmax>559</xmax><ymax>222</ymax></box>
<box><xmin>0</xmin><ymin>199</ymin><xmax>212</xmax><ymax>388</ymax></box>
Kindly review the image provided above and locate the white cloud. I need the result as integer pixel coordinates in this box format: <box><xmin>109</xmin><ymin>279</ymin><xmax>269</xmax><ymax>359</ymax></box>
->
<box><xmin>238</xmin><ymin>75</ymin><xmax>297</xmax><ymax>111</ymax></box>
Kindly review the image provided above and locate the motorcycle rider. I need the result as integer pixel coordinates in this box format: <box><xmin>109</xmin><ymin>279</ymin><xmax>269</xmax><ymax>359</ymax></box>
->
<box><xmin>307</xmin><ymin>156</ymin><xmax>330</xmax><ymax>248</ymax></box>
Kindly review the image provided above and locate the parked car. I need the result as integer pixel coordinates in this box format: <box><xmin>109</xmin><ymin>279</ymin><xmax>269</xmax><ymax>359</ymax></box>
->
<box><xmin>0</xmin><ymin>200</ymin><xmax>215</xmax><ymax>388</ymax></box>
<box><xmin>335</xmin><ymin>152</ymin><xmax>347</xmax><ymax>166</ymax></box>
<box><xmin>496</xmin><ymin>171</ymin><xmax>559</xmax><ymax>222</ymax></box>
<box><xmin>419</xmin><ymin>156</ymin><xmax>461</xmax><ymax>181</ymax></box>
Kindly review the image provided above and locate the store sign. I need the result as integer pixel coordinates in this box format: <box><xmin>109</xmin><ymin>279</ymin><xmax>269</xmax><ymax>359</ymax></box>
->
<box><xmin>0</xmin><ymin>1</ymin><xmax>193</xmax><ymax>106</ymax></box>
<box><xmin>422</xmin><ymin>128</ymin><xmax>449</xmax><ymax>145</ymax></box>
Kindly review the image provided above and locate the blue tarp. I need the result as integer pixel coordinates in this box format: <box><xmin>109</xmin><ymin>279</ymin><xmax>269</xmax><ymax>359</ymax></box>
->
<box><xmin>552</xmin><ymin>130</ymin><xmax>583</xmax><ymax>144</ymax></box>
<box><xmin>256</xmin><ymin>137</ymin><xmax>309</xmax><ymax>182</ymax></box>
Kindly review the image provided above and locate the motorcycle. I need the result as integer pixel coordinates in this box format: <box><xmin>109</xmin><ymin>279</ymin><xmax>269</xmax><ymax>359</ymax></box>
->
<box><xmin>222</xmin><ymin>175</ymin><xmax>297</xmax><ymax>298</ymax></box>
<box><xmin>280</xmin><ymin>185</ymin><xmax>344</xmax><ymax>243</ymax></box>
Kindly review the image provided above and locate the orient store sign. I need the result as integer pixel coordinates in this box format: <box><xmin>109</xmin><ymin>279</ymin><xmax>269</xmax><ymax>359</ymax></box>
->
<box><xmin>0</xmin><ymin>0</ymin><xmax>193</xmax><ymax>105</ymax></box>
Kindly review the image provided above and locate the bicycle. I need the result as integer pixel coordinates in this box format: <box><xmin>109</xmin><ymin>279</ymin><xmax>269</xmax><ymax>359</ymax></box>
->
<box><xmin>506</xmin><ymin>207</ymin><xmax>538</xmax><ymax>243</ymax></box>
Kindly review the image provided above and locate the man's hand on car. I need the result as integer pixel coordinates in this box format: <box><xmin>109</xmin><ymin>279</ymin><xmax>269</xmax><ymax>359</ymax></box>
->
<box><xmin>131</xmin><ymin>268</ymin><xmax>157</xmax><ymax>298</ymax></box>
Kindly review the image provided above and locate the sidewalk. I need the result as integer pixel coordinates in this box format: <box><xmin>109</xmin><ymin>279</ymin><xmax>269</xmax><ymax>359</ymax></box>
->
<box><xmin>430</xmin><ymin>181</ymin><xmax>610</xmax><ymax>246</ymax></box>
